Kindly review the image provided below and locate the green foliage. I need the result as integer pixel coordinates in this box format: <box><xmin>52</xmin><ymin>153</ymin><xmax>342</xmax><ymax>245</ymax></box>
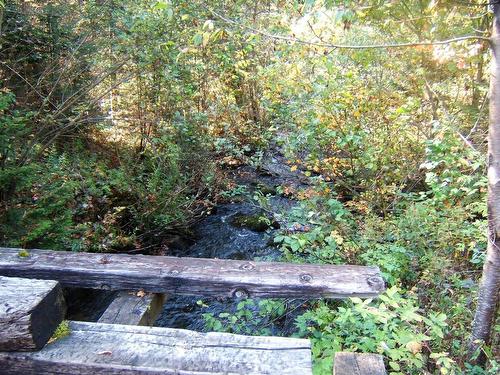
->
<box><xmin>220</xmin><ymin>184</ymin><xmax>248</xmax><ymax>199</ymax></box>
<box><xmin>51</xmin><ymin>320</ymin><xmax>71</xmax><ymax>342</ymax></box>
<box><xmin>202</xmin><ymin>299</ymin><xmax>287</xmax><ymax>336</ymax></box>
<box><xmin>0</xmin><ymin>92</ymin><xmax>35</xmax><ymax>196</ymax></box>
<box><xmin>420</xmin><ymin>124</ymin><xmax>487</xmax><ymax>210</ymax></box>
<box><xmin>296</xmin><ymin>287</ymin><xmax>452</xmax><ymax>375</ymax></box>
<box><xmin>360</xmin><ymin>244</ymin><xmax>411</xmax><ymax>286</ymax></box>
<box><xmin>273</xmin><ymin>192</ymin><xmax>354</xmax><ymax>264</ymax></box>
<box><xmin>0</xmin><ymin>98</ymin><xmax>216</xmax><ymax>251</ymax></box>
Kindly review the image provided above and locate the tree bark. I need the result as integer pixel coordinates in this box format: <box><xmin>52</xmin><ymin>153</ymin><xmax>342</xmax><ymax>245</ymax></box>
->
<box><xmin>469</xmin><ymin>3</ymin><xmax>500</xmax><ymax>366</ymax></box>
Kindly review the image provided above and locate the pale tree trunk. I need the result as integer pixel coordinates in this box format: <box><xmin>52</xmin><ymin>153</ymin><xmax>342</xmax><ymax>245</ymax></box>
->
<box><xmin>469</xmin><ymin>3</ymin><xmax>500</xmax><ymax>366</ymax></box>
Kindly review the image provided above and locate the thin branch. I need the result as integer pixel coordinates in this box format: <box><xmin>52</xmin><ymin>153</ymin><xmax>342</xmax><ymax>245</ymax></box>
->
<box><xmin>468</xmin><ymin>91</ymin><xmax>490</xmax><ymax>137</ymax></box>
<box><xmin>209</xmin><ymin>9</ymin><xmax>491</xmax><ymax>49</ymax></box>
<box><xmin>428</xmin><ymin>79</ymin><xmax>482</xmax><ymax>153</ymax></box>
<box><xmin>19</xmin><ymin>73</ymin><xmax>133</xmax><ymax>166</ymax></box>
<box><xmin>0</xmin><ymin>62</ymin><xmax>58</xmax><ymax>109</ymax></box>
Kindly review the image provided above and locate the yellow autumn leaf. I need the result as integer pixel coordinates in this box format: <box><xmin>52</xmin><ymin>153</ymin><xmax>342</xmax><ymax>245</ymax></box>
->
<box><xmin>290</xmin><ymin>165</ymin><xmax>298</xmax><ymax>172</ymax></box>
<box><xmin>330</xmin><ymin>230</ymin><xmax>344</xmax><ymax>245</ymax></box>
<box><xmin>405</xmin><ymin>341</ymin><xmax>422</xmax><ymax>354</ymax></box>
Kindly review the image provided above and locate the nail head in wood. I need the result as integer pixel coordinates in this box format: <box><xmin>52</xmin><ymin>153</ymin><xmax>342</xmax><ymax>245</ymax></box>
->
<box><xmin>300</xmin><ymin>273</ymin><xmax>313</xmax><ymax>283</ymax></box>
<box><xmin>232</xmin><ymin>288</ymin><xmax>249</xmax><ymax>299</ymax></box>
<box><xmin>239</xmin><ymin>262</ymin><xmax>255</xmax><ymax>271</ymax></box>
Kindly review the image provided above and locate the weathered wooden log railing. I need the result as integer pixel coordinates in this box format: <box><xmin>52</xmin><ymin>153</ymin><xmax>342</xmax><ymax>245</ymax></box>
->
<box><xmin>0</xmin><ymin>247</ymin><xmax>385</xmax><ymax>298</ymax></box>
<box><xmin>0</xmin><ymin>247</ymin><xmax>387</xmax><ymax>374</ymax></box>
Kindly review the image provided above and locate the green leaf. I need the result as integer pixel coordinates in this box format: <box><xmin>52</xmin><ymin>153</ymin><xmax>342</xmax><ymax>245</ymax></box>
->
<box><xmin>153</xmin><ymin>1</ymin><xmax>168</xmax><ymax>10</ymax></box>
<box><xmin>193</xmin><ymin>33</ymin><xmax>203</xmax><ymax>46</ymax></box>
<box><xmin>389</xmin><ymin>361</ymin><xmax>400</xmax><ymax>371</ymax></box>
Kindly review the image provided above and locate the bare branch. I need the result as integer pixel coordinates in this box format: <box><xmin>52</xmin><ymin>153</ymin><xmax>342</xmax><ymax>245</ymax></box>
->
<box><xmin>210</xmin><ymin>9</ymin><xmax>491</xmax><ymax>49</ymax></box>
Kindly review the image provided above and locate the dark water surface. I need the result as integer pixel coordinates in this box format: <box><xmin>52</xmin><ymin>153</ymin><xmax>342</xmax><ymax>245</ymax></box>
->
<box><xmin>154</xmin><ymin>150</ymin><xmax>308</xmax><ymax>333</ymax></box>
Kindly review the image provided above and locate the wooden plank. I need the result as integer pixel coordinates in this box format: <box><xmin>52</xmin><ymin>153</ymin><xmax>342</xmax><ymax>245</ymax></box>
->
<box><xmin>334</xmin><ymin>352</ymin><xmax>386</xmax><ymax>375</ymax></box>
<box><xmin>0</xmin><ymin>248</ymin><xmax>385</xmax><ymax>298</ymax></box>
<box><xmin>0</xmin><ymin>321</ymin><xmax>312</xmax><ymax>374</ymax></box>
<box><xmin>98</xmin><ymin>292</ymin><xmax>166</xmax><ymax>326</ymax></box>
<box><xmin>0</xmin><ymin>276</ymin><xmax>66</xmax><ymax>351</ymax></box>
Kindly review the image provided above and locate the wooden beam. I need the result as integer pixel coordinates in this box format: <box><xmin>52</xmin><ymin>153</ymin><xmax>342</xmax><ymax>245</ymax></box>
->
<box><xmin>98</xmin><ymin>292</ymin><xmax>166</xmax><ymax>326</ymax></box>
<box><xmin>0</xmin><ymin>276</ymin><xmax>66</xmax><ymax>351</ymax></box>
<box><xmin>0</xmin><ymin>248</ymin><xmax>385</xmax><ymax>298</ymax></box>
<box><xmin>0</xmin><ymin>321</ymin><xmax>313</xmax><ymax>374</ymax></box>
<box><xmin>334</xmin><ymin>352</ymin><xmax>386</xmax><ymax>375</ymax></box>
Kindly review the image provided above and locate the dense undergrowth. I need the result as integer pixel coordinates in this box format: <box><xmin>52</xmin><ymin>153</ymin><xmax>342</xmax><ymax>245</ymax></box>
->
<box><xmin>1</xmin><ymin>1</ymin><xmax>499</xmax><ymax>374</ymax></box>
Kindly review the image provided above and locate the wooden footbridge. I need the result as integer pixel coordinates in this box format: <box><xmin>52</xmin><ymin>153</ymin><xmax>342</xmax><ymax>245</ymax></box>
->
<box><xmin>0</xmin><ymin>247</ymin><xmax>387</xmax><ymax>374</ymax></box>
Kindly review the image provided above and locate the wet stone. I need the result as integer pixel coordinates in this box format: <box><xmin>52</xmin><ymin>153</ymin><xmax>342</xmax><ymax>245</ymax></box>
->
<box><xmin>230</xmin><ymin>213</ymin><xmax>280</xmax><ymax>232</ymax></box>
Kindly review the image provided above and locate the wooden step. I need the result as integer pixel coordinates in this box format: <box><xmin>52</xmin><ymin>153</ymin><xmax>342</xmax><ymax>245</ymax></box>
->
<box><xmin>98</xmin><ymin>292</ymin><xmax>166</xmax><ymax>326</ymax></box>
<box><xmin>334</xmin><ymin>352</ymin><xmax>386</xmax><ymax>375</ymax></box>
<box><xmin>0</xmin><ymin>321</ymin><xmax>313</xmax><ymax>374</ymax></box>
<box><xmin>0</xmin><ymin>276</ymin><xmax>66</xmax><ymax>351</ymax></box>
<box><xmin>0</xmin><ymin>247</ymin><xmax>385</xmax><ymax>299</ymax></box>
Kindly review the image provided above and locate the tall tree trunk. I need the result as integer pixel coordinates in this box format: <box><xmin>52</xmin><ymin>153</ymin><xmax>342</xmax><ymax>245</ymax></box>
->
<box><xmin>469</xmin><ymin>4</ymin><xmax>500</xmax><ymax>366</ymax></box>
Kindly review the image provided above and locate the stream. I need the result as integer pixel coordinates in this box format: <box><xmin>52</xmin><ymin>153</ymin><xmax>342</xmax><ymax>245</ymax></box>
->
<box><xmin>154</xmin><ymin>148</ymin><xmax>310</xmax><ymax>335</ymax></box>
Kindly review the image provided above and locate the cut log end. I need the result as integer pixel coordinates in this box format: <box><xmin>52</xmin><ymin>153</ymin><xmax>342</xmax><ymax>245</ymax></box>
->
<box><xmin>334</xmin><ymin>352</ymin><xmax>386</xmax><ymax>375</ymax></box>
<box><xmin>0</xmin><ymin>276</ymin><xmax>66</xmax><ymax>351</ymax></box>
<box><xmin>98</xmin><ymin>292</ymin><xmax>166</xmax><ymax>326</ymax></box>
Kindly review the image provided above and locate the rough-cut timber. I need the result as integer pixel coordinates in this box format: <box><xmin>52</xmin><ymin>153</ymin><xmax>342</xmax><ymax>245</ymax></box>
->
<box><xmin>0</xmin><ymin>321</ymin><xmax>312</xmax><ymax>375</ymax></box>
<box><xmin>98</xmin><ymin>292</ymin><xmax>166</xmax><ymax>326</ymax></box>
<box><xmin>0</xmin><ymin>248</ymin><xmax>385</xmax><ymax>298</ymax></box>
<box><xmin>0</xmin><ymin>276</ymin><xmax>66</xmax><ymax>351</ymax></box>
<box><xmin>334</xmin><ymin>352</ymin><xmax>386</xmax><ymax>375</ymax></box>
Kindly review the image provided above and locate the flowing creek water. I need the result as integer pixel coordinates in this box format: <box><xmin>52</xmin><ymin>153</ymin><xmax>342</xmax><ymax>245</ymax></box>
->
<box><xmin>154</xmin><ymin>148</ymin><xmax>310</xmax><ymax>334</ymax></box>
